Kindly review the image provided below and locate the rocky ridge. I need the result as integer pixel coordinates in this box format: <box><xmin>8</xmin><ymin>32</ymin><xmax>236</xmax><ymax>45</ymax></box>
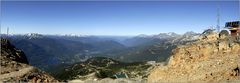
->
<box><xmin>0</xmin><ymin>38</ymin><xmax>57</xmax><ymax>82</ymax></box>
<box><xmin>148</xmin><ymin>30</ymin><xmax>240</xmax><ymax>83</ymax></box>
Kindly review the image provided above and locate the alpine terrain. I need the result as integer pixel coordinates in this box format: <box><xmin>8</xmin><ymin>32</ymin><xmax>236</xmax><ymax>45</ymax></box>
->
<box><xmin>0</xmin><ymin>38</ymin><xmax>58</xmax><ymax>82</ymax></box>
<box><xmin>148</xmin><ymin>30</ymin><xmax>240</xmax><ymax>83</ymax></box>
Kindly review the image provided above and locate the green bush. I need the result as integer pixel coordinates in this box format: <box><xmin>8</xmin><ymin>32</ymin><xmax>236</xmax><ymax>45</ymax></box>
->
<box><xmin>96</xmin><ymin>70</ymin><xmax>115</xmax><ymax>78</ymax></box>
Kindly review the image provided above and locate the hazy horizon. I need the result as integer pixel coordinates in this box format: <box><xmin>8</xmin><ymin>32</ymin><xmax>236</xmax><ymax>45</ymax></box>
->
<box><xmin>1</xmin><ymin>0</ymin><xmax>239</xmax><ymax>35</ymax></box>
<box><xmin>0</xmin><ymin>31</ymin><xmax>196</xmax><ymax>37</ymax></box>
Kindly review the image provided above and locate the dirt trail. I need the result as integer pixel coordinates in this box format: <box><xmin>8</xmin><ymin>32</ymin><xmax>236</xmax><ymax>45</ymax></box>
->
<box><xmin>0</xmin><ymin>66</ymin><xmax>34</xmax><ymax>80</ymax></box>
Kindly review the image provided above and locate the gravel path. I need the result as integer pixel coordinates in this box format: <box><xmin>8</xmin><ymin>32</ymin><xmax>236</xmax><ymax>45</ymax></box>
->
<box><xmin>0</xmin><ymin>66</ymin><xmax>34</xmax><ymax>80</ymax></box>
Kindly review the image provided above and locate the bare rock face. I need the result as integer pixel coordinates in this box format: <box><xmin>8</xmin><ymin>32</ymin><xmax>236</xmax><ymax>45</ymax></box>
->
<box><xmin>0</xmin><ymin>38</ymin><xmax>57</xmax><ymax>82</ymax></box>
<box><xmin>148</xmin><ymin>31</ymin><xmax>240</xmax><ymax>83</ymax></box>
<box><xmin>1</xmin><ymin>38</ymin><xmax>28</xmax><ymax>64</ymax></box>
<box><xmin>1</xmin><ymin>39</ymin><xmax>30</xmax><ymax>75</ymax></box>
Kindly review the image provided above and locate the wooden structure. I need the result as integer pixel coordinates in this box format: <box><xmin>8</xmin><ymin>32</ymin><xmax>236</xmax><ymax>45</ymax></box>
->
<box><xmin>225</xmin><ymin>21</ymin><xmax>240</xmax><ymax>36</ymax></box>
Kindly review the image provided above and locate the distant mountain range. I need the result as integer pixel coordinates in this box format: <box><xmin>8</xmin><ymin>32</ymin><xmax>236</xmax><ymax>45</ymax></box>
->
<box><xmin>106</xmin><ymin>31</ymin><xmax>200</xmax><ymax>62</ymax></box>
<box><xmin>2</xmin><ymin>34</ymin><xmax>126</xmax><ymax>69</ymax></box>
<box><xmin>1</xmin><ymin>32</ymin><xmax>200</xmax><ymax>71</ymax></box>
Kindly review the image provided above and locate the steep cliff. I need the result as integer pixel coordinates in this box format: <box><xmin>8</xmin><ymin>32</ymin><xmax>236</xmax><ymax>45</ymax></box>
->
<box><xmin>0</xmin><ymin>38</ymin><xmax>57</xmax><ymax>82</ymax></box>
<box><xmin>148</xmin><ymin>31</ymin><xmax>240</xmax><ymax>83</ymax></box>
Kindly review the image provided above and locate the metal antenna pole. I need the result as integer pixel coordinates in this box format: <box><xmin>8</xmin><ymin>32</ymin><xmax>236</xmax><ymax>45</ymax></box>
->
<box><xmin>239</xmin><ymin>1</ymin><xmax>240</xmax><ymax>22</ymax></box>
<box><xmin>217</xmin><ymin>3</ymin><xmax>220</xmax><ymax>33</ymax></box>
<box><xmin>7</xmin><ymin>27</ymin><xmax>9</xmax><ymax>37</ymax></box>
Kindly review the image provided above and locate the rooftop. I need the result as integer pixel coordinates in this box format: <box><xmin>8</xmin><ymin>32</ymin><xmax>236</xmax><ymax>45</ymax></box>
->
<box><xmin>225</xmin><ymin>21</ymin><xmax>240</xmax><ymax>28</ymax></box>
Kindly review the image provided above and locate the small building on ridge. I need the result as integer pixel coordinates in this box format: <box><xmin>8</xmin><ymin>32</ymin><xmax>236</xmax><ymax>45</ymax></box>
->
<box><xmin>225</xmin><ymin>21</ymin><xmax>240</xmax><ymax>36</ymax></box>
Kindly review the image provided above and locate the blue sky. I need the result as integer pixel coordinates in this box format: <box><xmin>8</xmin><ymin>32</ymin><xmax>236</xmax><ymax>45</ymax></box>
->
<box><xmin>1</xmin><ymin>1</ymin><xmax>239</xmax><ymax>36</ymax></box>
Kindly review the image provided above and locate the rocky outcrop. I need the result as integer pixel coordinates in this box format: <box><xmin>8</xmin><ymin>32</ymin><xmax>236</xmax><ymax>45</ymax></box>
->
<box><xmin>0</xmin><ymin>38</ymin><xmax>57</xmax><ymax>82</ymax></box>
<box><xmin>1</xmin><ymin>38</ymin><xmax>28</xmax><ymax>64</ymax></box>
<box><xmin>148</xmin><ymin>31</ymin><xmax>240</xmax><ymax>83</ymax></box>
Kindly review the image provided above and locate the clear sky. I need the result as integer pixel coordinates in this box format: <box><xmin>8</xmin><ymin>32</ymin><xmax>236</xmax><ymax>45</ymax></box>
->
<box><xmin>1</xmin><ymin>0</ymin><xmax>239</xmax><ymax>36</ymax></box>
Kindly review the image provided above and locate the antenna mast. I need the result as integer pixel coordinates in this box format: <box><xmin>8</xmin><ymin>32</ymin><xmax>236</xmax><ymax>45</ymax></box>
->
<box><xmin>216</xmin><ymin>4</ymin><xmax>220</xmax><ymax>33</ymax></box>
<box><xmin>7</xmin><ymin>27</ymin><xmax>9</xmax><ymax>37</ymax></box>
